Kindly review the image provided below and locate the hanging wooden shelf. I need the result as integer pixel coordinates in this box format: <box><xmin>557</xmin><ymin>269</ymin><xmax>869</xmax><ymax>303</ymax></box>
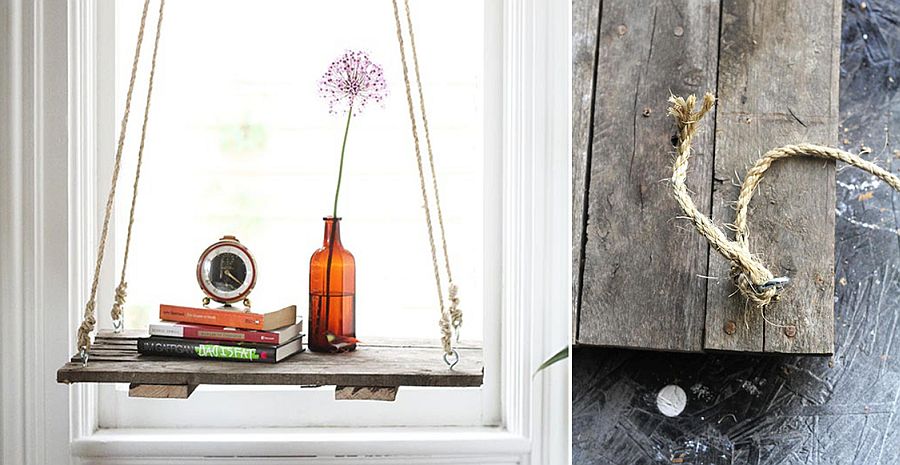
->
<box><xmin>57</xmin><ymin>331</ymin><xmax>483</xmax><ymax>400</ymax></box>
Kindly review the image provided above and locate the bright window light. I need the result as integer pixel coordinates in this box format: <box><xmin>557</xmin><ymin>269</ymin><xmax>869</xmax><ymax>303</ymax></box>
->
<box><xmin>113</xmin><ymin>0</ymin><xmax>485</xmax><ymax>343</ymax></box>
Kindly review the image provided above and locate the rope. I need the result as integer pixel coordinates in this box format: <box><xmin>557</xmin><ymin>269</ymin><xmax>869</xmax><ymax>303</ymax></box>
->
<box><xmin>76</xmin><ymin>0</ymin><xmax>164</xmax><ymax>353</ymax></box>
<box><xmin>111</xmin><ymin>0</ymin><xmax>166</xmax><ymax>330</ymax></box>
<box><xmin>669</xmin><ymin>92</ymin><xmax>900</xmax><ymax>309</ymax></box>
<box><xmin>76</xmin><ymin>0</ymin><xmax>152</xmax><ymax>353</ymax></box>
<box><xmin>391</xmin><ymin>0</ymin><xmax>455</xmax><ymax>357</ymax></box>
<box><xmin>400</xmin><ymin>0</ymin><xmax>462</xmax><ymax>333</ymax></box>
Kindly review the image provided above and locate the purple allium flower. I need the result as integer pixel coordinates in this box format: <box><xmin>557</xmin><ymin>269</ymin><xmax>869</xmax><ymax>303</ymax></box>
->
<box><xmin>318</xmin><ymin>50</ymin><xmax>388</xmax><ymax>115</ymax></box>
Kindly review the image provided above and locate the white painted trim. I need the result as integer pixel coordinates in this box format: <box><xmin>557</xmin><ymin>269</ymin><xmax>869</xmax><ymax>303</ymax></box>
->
<box><xmin>498</xmin><ymin>0</ymin><xmax>572</xmax><ymax>463</ymax></box>
<box><xmin>1</xmin><ymin>1</ymin><xmax>28</xmax><ymax>464</ymax></box>
<box><xmin>2</xmin><ymin>0</ymin><xmax>74</xmax><ymax>464</ymax></box>
<box><xmin>77</xmin><ymin>455</ymin><xmax>521</xmax><ymax>465</ymax></box>
<box><xmin>72</xmin><ymin>427</ymin><xmax>529</xmax><ymax>458</ymax></box>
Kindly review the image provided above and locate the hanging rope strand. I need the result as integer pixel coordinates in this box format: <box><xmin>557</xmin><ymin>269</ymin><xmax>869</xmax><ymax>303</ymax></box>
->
<box><xmin>391</xmin><ymin>0</ymin><xmax>453</xmax><ymax>357</ymax></box>
<box><xmin>401</xmin><ymin>0</ymin><xmax>462</xmax><ymax>334</ymax></box>
<box><xmin>670</xmin><ymin>92</ymin><xmax>900</xmax><ymax>309</ymax></box>
<box><xmin>76</xmin><ymin>0</ymin><xmax>153</xmax><ymax>354</ymax></box>
<box><xmin>111</xmin><ymin>0</ymin><xmax>166</xmax><ymax>330</ymax></box>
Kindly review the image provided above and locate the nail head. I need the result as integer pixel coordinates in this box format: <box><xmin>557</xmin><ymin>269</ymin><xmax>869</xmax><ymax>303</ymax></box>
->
<box><xmin>724</xmin><ymin>320</ymin><xmax>737</xmax><ymax>335</ymax></box>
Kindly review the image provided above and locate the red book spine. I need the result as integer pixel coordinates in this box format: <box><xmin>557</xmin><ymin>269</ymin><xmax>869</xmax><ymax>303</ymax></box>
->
<box><xmin>179</xmin><ymin>325</ymin><xmax>280</xmax><ymax>344</ymax></box>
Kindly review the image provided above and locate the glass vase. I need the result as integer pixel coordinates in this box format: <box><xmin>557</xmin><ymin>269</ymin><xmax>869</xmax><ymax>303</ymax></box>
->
<box><xmin>308</xmin><ymin>216</ymin><xmax>356</xmax><ymax>352</ymax></box>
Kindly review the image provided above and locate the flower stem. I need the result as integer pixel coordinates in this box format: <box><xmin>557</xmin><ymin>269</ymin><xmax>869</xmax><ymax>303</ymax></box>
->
<box><xmin>332</xmin><ymin>106</ymin><xmax>353</xmax><ymax>219</ymax></box>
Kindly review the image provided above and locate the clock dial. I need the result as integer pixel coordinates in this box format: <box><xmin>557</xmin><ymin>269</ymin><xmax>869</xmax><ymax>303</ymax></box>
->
<box><xmin>209</xmin><ymin>252</ymin><xmax>247</xmax><ymax>292</ymax></box>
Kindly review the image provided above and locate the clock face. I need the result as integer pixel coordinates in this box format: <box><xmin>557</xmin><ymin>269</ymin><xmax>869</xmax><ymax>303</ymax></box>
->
<box><xmin>197</xmin><ymin>239</ymin><xmax>256</xmax><ymax>304</ymax></box>
<box><xmin>208</xmin><ymin>252</ymin><xmax>247</xmax><ymax>292</ymax></box>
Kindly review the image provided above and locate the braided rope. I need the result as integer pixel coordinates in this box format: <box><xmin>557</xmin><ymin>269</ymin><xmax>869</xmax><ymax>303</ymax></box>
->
<box><xmin>111</xmin><ymin>0</ymin><xmax>166</xmax><ymax>330</ymax></box>
<box><xmin>77</xmin><ymin>0</ymin><xmax>153</xmax><ymax>353</ymax></box>
<box><xmin>670</xmin><ymin>92</ymin><xmax>900</xmax><ymax>309</ymax></box>
<box><xmin>391</xmin><ymin>0</ymin><xmax>454</xmax><ymax>357</ymax></box>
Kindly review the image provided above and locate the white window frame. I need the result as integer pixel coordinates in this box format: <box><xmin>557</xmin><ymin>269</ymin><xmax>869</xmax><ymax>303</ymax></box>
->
<box><xmin>0</xmin><ymin>0</ymin><xmax>570</xmax><ymax>463</ymax></box>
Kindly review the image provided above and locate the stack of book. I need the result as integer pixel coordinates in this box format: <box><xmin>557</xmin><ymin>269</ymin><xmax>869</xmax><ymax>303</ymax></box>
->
<box><xmin>137</xmin><ymin>304</ymin><xmax>304</xmax><ymax>363</ymax></box>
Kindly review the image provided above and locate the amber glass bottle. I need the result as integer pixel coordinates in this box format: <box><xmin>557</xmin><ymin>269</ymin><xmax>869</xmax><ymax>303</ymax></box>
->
<box><xmin>308</xmin><ymin>217</ymin><xmax>356</xmax><ymax>352</ymax></box>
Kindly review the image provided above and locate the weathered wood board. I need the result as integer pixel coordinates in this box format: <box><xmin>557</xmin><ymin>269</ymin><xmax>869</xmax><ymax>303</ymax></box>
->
<box><xmin>577</xmin><ymin>0</ymin><xmax>721</xmax><ymax>352</ymax></box>
<box><xmin>572</xmin><ymin>0</ymin><xmax>601</xmax><ymax>339</ymax></box>
<box><xmin>574</xmin><ymin>0</ymin><xmax>841</xmax><ymax>353</ymax></box>
<box><xmin>57</xmin><ymin>331</ymin><xmax>483</xmax><ymax>388</ymax></box>
<box><xmin>704</xmin><ymin>0</ymin><xmax>840</xmax><ymax>353</ymax></box>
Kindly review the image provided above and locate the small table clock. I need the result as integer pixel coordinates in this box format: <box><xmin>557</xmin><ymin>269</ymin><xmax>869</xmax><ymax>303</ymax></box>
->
<box><xmin>196</xmin><ymin>235</ymin><xmax>257</xmax><ymax>309</ymax></box>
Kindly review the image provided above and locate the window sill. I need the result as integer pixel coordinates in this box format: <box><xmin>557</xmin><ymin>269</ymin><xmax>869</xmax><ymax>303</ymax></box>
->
<box><xmin>71</xmin><ymin>426</ymin><xmax>530</xmax><ymax>459</ymax></box>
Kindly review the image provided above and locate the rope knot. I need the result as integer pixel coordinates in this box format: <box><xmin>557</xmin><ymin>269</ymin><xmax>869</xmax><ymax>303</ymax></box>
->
<box><xmin>76</xmin><ymin>301</ymin><xmax>97</xmax><ymax>351</ymax></box>
<box><xmin>733</xmin><ymin>270</ymin><xmax>781</xmax><ymax>308</ymax></box>
<box><xmin>448</xmin><ymin>283</ymin><xmax>462</xmax><ymax>329</ymax></box>
<box><xmin>111</xmin><ymin>282</ymin><xmax>128</xmax><ymax>320</ymax></box>
<box><xmin>111</xmin><ymin>282</ymin><xmax>128</xmax><ymax>332</ymax></box>
<box><xmin>438</xmin><ymin>316</ymin><xmax>453</xmax><ymax>356</ymax></box>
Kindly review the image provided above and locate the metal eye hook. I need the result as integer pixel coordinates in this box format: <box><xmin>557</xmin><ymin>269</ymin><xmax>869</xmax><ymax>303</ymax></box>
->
<box><xmin>754</xmin><ymin>276</ymin><xmax>790</xmax><ymax>293</ymax></box>
<box><xmin>112</xmin><ymin>318</ymin><xmax>124</xmax><ymax>333</ymax></box>
<box><xmin>79</xmin><ymin>347</ymin><xmax>89</xmax><ymax>367</ymax></box>
<box><xmin>443</xmin><ymin>349</ymin><xmax>460</xmax><ymax>370</ymax></box>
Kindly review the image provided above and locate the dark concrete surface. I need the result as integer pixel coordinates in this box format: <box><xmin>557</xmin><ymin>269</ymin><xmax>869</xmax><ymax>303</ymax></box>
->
<box><xmin>573</xmin><ymin>1</ymin><xmax>900</xmax><ymax>463</ymax></box>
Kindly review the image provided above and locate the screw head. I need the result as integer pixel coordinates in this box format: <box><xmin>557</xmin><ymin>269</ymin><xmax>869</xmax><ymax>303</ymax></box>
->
<box><xmin>724</xmin><ymin>320</ymin><xmax>737</xmax><ymax>335</ymax></box>
<box><xmin>784</xmin><ymin>325</ymin><xmax>797</xmax><ymax>338</ymax></box>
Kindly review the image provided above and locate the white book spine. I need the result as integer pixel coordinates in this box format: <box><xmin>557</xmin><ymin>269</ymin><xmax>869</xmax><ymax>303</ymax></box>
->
<box><xmin>148</xmin><ymin>323</ymin><xmax>184</xmax><ymax>338</ymax></box>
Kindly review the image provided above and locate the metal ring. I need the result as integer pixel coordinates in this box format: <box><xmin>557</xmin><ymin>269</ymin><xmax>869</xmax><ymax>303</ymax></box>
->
<box><xmin>443</xmin><ymin>349</ymin><xmax>460</xmax><ymax>370</ymax></box>
<box><xmin>79</xmin><ymin>347</ymin><xmax>89</xmax><ymax>367</ymax></box>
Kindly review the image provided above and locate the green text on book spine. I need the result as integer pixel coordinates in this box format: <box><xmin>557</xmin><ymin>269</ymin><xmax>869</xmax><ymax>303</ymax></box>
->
<box><xmin>195</xmin><ymin>344</ymin><xmax>260</xmax><ymax>360</ymax></box>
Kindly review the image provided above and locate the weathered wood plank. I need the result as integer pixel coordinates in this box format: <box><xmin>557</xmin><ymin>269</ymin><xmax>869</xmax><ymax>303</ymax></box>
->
<box><xmin>578</xmin><ymin>0</ymin><xmax>720</xmax><ymax>351</ymax></box>
<box><xmin>58</xmin><ymin>334</ymin><xmax>483</xmax><ymax>388</ymax></box>
<box><xmin>704</xmin><ymin>0</ymin><xmax>840</xmax><ymax>353</ymax></box>
<box><xmin>334</xmin><ymin>386</ymin><xmax>398</xmax><ymax>401</ymax></box>
<box><xmin>129</xmin><ymin>383</ymin><xmax>197</xmax><ymax>399</ymax></box>
<box><xmin>572</xmin><ymin>0</ymin><xmax>601</xmax><ymax>340</ymax></box>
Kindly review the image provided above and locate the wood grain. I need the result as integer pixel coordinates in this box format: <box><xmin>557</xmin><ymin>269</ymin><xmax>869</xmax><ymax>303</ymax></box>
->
<box><xmin>572</xmin><ymin>0</ymin><xmax>601</xmax><ymax>340</ymax></box>
<box><xmin>129</xmin><ymin>383</ymin><xmax>197</xmax><ymax>399</ymax></box>
<box><xmin>574</xmin><ymin>3</ymin><xmax>900</xmax><ymax>460</ymax></box>
<box><xmin>577</xmin><ymin>0</ymin><xmax>720</xmax><ymax>351</ymax></box>
<box><xmin>704</xmin><ymin>0</ymin><xmax>840</xmax><ymax>353</ymax></box>
<box><xmin>334</xmin><ymin>386</ymin><xmax>399</xmax><ymax>401</ymax></box>
<box><xmin>58</xmin><ymin>332</ymin><xmax>483</xmax><ymax>388</ymax></box>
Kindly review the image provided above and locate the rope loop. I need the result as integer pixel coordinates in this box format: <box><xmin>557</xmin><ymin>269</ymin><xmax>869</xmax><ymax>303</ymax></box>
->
<box><xmin>670</xmin><ymin>92</ymin><xmax>900</xmax><ymax>310</ymax></box>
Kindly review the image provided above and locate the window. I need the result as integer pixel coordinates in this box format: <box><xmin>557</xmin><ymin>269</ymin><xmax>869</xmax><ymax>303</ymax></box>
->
<box><xmin>96</xmin><ymin>0</ymin><xmax>498</xmax><ymax>428</ymax></box>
